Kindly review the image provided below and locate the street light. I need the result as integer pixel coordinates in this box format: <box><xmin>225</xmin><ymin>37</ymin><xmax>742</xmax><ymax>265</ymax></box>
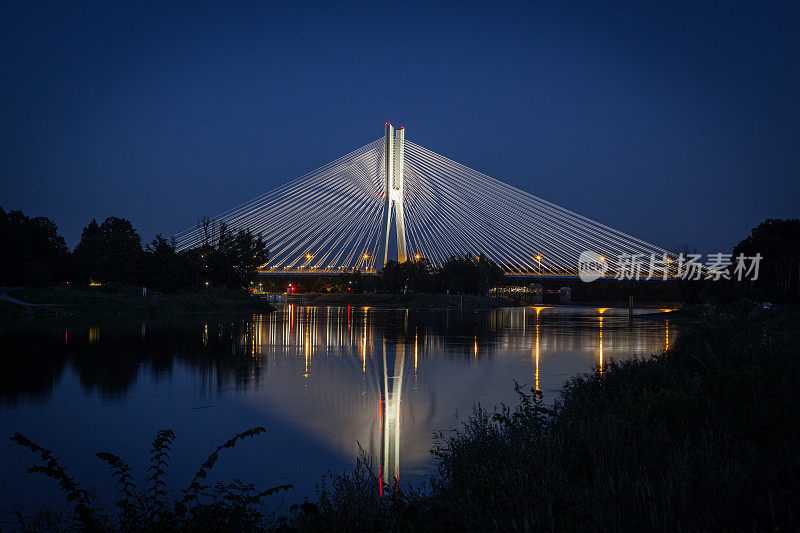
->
<box><xmin>536</xmin><ymin>255</ymin><xmax>542</xmax><ymax>275</ymax></box>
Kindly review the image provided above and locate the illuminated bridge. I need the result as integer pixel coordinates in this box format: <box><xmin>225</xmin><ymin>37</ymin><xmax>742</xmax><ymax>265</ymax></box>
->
<box><xmin>174</xmin><ymin>124</ymin><xmax>678</xmax><ymax>277</ymax></box>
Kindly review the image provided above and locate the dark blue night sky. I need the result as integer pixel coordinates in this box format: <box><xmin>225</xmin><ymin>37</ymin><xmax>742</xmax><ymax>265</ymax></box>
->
<box><xmin>2</xmin><ymin>1</ymin><xmax>798</xmax><ymax>253</ymax></box>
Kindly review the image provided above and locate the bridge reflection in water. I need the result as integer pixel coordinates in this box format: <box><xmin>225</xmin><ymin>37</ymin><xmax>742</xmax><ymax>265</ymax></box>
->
<box><xmin>234</xmin><ymin>305</ymin><xmax>674</xmax><ymax>486</ymax></box>
<box><xmin>0</xmin><ymin>304</ymin><xmax>678</xmax><ymax>508</ymax></box>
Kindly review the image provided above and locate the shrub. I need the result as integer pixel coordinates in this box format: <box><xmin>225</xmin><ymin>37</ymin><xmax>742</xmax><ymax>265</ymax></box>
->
<box><xmin>10</xmin><ymin>427</ymin><xmax>291</xmax><ymax>532</ymax></box>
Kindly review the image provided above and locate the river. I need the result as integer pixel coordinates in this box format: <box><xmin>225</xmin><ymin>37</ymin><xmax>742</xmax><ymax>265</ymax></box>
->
<box><xmin>0</xmin><ymin>305</ymin><xmax>680</xmax><ymax>512</ymax></box>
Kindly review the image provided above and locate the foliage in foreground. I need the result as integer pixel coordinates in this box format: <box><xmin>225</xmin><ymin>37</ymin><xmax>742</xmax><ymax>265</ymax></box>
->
<box><xmin>10</xmin><ymin>302</ymin><xmax>800</xmax><ymax>531</ymax></box>
<box><xmin>9</xmin><ymin>427</ymin><xmax>291</xmax><ymax>532</ymax></box>
<box><xmin>291</xmin><ymin>301</ymin><xmax>800</xmax><ymax>530</ymax></box>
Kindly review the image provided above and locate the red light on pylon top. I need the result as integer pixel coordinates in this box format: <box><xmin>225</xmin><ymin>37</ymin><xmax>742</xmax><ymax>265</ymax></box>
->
<box><xmin>399</xmin><ymin>126</ymin><xmax>404</xmax><ymax>130</ymax></box>
<box><xmin>385</xmin><ymin>121</ymin><xmax>389</xmax><ymax>125</ymax></box>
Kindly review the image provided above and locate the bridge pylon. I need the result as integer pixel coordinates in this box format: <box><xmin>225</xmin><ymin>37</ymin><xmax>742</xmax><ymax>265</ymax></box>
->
<box><xmin>377</xmin><ymin>122</ymin><xmax>408</xmax><ymax>267</ymax></box>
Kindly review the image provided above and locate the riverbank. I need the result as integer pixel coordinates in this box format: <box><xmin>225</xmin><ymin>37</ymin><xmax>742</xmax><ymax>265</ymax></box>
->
<box><xmin>289</xmin><ymin>301</ymin><xmax>800</xmax><ymax>530</ymax></box>
<box><xmin>294</xmin><ymin>292</ymin><xmax>512</xmax><ymax>309</ymax></box>
<box><xmin>8</xmin><ymin>301</ymin><xmax>798</xmax><ymax>530</ymax></box>
<box><xmin>0</xmin><ymin>285</ymin><xmax>274</xmax><ymax>323</ymax></box>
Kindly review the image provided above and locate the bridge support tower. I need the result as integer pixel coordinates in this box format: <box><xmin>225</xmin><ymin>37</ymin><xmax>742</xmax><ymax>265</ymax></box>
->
<box><xmin>377</xmin><ymin>123</ymin><xmax>408</xmax><ymax>267</ymax></box>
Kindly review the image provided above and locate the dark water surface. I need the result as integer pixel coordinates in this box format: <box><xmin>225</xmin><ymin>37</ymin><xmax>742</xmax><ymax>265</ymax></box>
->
<box><xmin>0</xmin><ymin>305</ymin><xmax>680</xmax><ymax>512</ymax></box>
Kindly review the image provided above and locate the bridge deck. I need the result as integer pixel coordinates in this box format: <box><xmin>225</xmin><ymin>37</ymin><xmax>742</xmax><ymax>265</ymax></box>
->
<box><xmin>256</xmin><ymin>269</ymin><xmax>679</xmax><ymax>280</ymax></box>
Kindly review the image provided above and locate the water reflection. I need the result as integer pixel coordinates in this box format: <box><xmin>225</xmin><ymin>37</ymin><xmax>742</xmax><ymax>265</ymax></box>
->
<box><xmin>0</xmin><ymin>305</ymin><xmax>677</xmax><ymax>501</ymax></box>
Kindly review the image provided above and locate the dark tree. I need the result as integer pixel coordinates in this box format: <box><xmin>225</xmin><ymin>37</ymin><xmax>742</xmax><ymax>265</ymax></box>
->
<box><xmin>380</xmin><ymin>260</ymin><xmax>403</xmax><ymax>292</ymax></box>
<box><xmin>71</xmin><ymin>219</ymin><xmax>102</xmax><ymax>281</ymax></box>
<box><xmin>0</xmin><ymin>207</ymin><xmax>69</xmax><ymax>285</ymax></box>
<box><xmin>380</xmin><ymin>257</ymin><xmax>434</xmax><ymax>293</ymax></box>
<box><xmin>437</xmin><ymin>253</ymin><xmax>504</xmax><ymax>296</ymax></box>
<box><xmin>339</xmin><ymin>270</ymin><xmax>364</xmax><ymax>293</ymax></box>
<box><xmin>101</xmin><ymin>217</ymin><xmax>142</xmax><ymax>282</ymax></box>
<box><xmin>73</xmin><ymin>217</ymin><xmax>143</xmax><ymax>284</ymax></box>
<box><xmin>142</xmin><ymin>235</ymin><xmax>185</xmax><ymax>291</ymax></box>
<box><xmin>733</xmin><ymin>218</ymin><xmax>800</xmax><ymax>302</ymax></box>
<box><xmin>187</xmin><ymin>222</ymin><xmax>269</xmax><ymax>289</ymax></box>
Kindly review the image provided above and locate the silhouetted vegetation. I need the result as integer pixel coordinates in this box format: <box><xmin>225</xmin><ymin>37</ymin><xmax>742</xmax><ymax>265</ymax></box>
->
<box><xmin>436</xmin><ymin>253</ymin><xmax>504</xmax><ymax>295</ymax></box>
<box><xmin>189</xmin><ymin>219</ymin><xmax>270</xmax><ymax>290</ymax></box>
<box><xmin>72</xmin><ymin>217</ymin><xmax>268</xmax><ymax>291</ymax></box>
<box><xmin>287</xmin><ymin>302</ymin><xmax>800</xmax><ymax>530</ymax></box>
<box><xmin>338</xmin><ymin>269</ymin><xmax>365</xmax><ymax>293</ymax></box>
<box><xmin>733</xmin><ymin>218</ymin><xmax>800</xmax><ymax>302</ymax></box>
<box><xmin>10</xmin><ymin>428</ymin><xmax>291</xmax><ymax>531</ymax></box>
<box><xmin>73</xmin><ymin>217</ymin><xmax>143</xmax><ymax>285</ymax></box>
<box><xmin>0</xmin><ymin>207</ymin><xmax>269</xmax><ymax>292</ymax></box>
<box><xmin>0</xmin><ymin>207</ymin><xmax>68</xmax><ymax>285</ymax></box>
<box><xmin>380</xmin><ymin>257</ymin><xmax>434</xmax><ymax>293</ymax></box>
<box><xmin>379</xmin><ymin>253</ymin><xmax>504</xmax><ymax>295</ymax></box>
<box><xmin>6</xmin><ymin>304</ymin><xmax>799</xmax><ymax>530</ymax></box>
<box><xmin>142</xmin><ymin>235</ymin><xmax>190</xmax><ymax>292</ymax></box>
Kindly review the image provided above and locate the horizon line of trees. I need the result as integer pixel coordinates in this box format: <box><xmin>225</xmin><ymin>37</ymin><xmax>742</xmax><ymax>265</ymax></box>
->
<box><xmin>379</xmin><ymin>253</ymin><xmax>505</xmax><ymax>296</ymax></box>
<box><xmin>0</xmin><ymin>207</ymin><xmax>267</xmax><ymax>291</ymax></box>
<box><xmin>275</xmin><ymin>254</ymin><xmax>507</xmax><ymax>296</ymax></box>
<box><xmin>2</xmin><ymin>206</ymin><xmax>798</xmax><ymax>301</ymax></box>
<box><xmin>732</xmin><ymin>218</ymin><xmax>800</xmax><ymax>302</ymax></box>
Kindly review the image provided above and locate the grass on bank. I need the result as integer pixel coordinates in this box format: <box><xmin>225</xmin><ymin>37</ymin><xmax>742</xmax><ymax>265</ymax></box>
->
<box><xmin>1</xmin><ymin>285</ymin><xmax>274</xmax><ymax>321</ymax></box>
<box><xmin>9</xmin><ymin>301</ymin><xmax>800</xmax><ymax>531</ymax></box>
<box><xmin>292</xmin><ymin>301</ymin><xmax>800</xmax><ymax>531</ymax></box>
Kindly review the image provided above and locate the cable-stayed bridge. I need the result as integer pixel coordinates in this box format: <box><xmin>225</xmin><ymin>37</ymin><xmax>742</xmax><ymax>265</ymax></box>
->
<box><xmin>174</xmin><ymin>124</ymin><xmax>678</xmax><ymax>277</ymax></box>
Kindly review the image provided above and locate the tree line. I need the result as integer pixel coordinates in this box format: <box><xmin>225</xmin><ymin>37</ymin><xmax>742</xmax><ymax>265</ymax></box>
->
<box><xmin>0</xmin><ymin>207</ymin><xmax>267</xmax><ymax>291</ymax></box>
<box><xmin>732</xmin><ymin>218</ymin><xmax>800</xmax><ymax>302</ymax></box>
<box><xmin>2</xmin><ymin>206</ymin><xmax>798</xmax><ymax>300</ymax></box>
<box><xmin>379</xmin><ymin>253</ymin><xmax>505</xmax><ymax>296</ymax></box>
<box><xmin>264</xmin><ymin>254</ymin><xmax>506</xmax><ymax>296</ymax></box>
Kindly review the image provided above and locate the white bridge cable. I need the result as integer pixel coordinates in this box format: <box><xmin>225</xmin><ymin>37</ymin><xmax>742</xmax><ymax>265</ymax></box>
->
<box><xmin>260</xmin><ymin>168</ymin><xmax>378</xmax><ymax>258</ymax></box>
<box><xmin>406</xmin><ymin>153</ymin><xmax>605</xmax><ymax>272</ymax></box>
<box><xmin>403</xmin><ymin>141</ymin><xmax>678</xmax><ymax>274</ymax></box>
<box><xmin>266</xmin><ymin>183</ymin><xmax>379</xmax><ymax>268</ymax></box>
<box><xmin>409</xmin><ymin>148</ymin><xmax>642</xmax><ymax>268</ymax></box>
<box><xmin>403</xmin><ymin>164</ymin><xmax>512</xmax><ymax>269</ymax></box>
<box><xmin>403</xmin><ymin>155</ymin><xmax>581</xmax><ymax>272</ymax></box>
<box><xmin>174</xmin><ymin>139</ymin><xmax>387</xmax><ymax>271</ymax></box>
<box><xmin>173</xmin><ymin>139</ymin><xmax>383</xmax><ymax>248</ymax></box>
<box><xmin>243</xmin><ymin>144</ymin><xmax>384</xmax><ymax>240</ymax></box>
<box><xmin>232</xmin><ymin>157</ymin><xmax>377</xmax><ymax>245</ymax></box>
<box><xmin>174</xmin><ymin>135</ymin><xmax>678</xmax><ymax>275</ymax></box>
<box><xmin>403</xmin><ymin>151</ymin><xmax>600</xmax><ymax>272</ymax></box>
